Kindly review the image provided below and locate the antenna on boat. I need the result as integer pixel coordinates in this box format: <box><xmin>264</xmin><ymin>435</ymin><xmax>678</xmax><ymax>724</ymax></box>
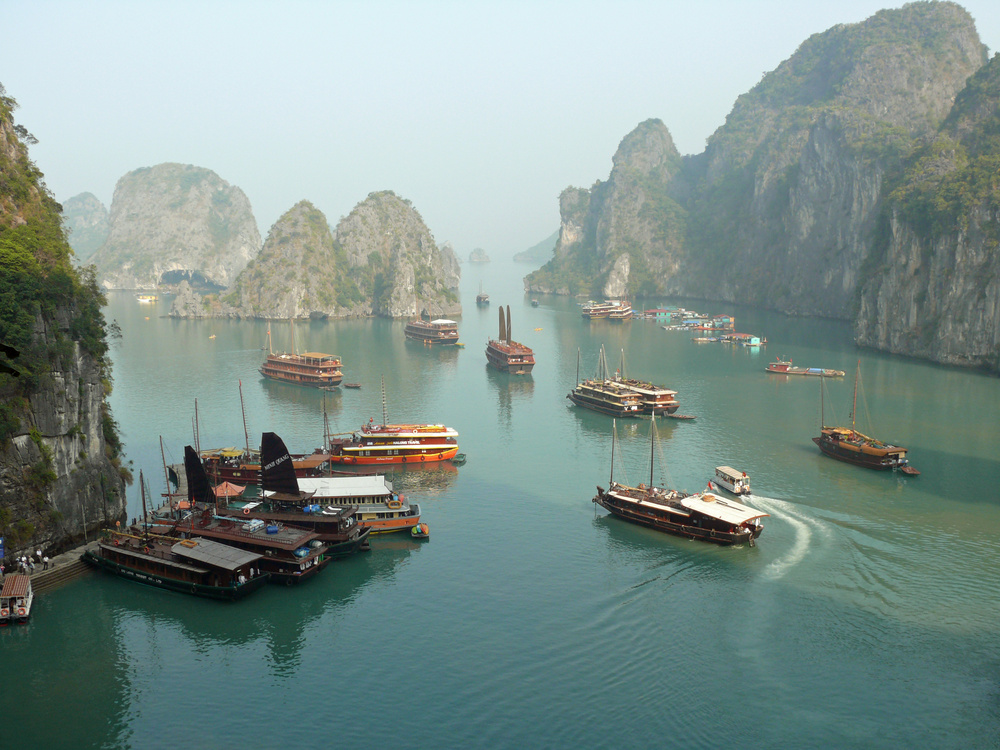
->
<box><xmin>160</xmin><ymin>436</ymin><xmax>174</xmax><ymax>516</ymax></box>
<box><xmin>239</xmin><ymin>379</ymin><xmax>250</xmax><ymax>455</ymax></box>
<box><xmin>506</xmin><ymin>305</ymin><xmax>512</xmax><ymax>344</ymax></box>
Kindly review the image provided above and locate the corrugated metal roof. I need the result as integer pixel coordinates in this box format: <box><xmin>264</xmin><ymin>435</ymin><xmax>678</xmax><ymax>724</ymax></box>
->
<box><xmin>296</xmin><ymin>474</ymin><xmax>393</xmax><ymax>499</ymax></box>
<box><xmin>1</xmin><ymin>574</ymin><xmax>31</xmax><ymax>599</ymax></box>
<box><xmin>171</xmin><ymin>538</ymin><xmax>261</xmax><ymax>570</ymax></box>
<box><xmin>681</xmin><ymin>493</ymin><xmax>769</xmax><ymax>525</ymax></box>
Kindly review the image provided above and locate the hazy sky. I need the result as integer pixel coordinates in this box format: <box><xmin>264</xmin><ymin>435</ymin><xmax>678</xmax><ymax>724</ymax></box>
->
<box><xmin>4</xmin><ymin>1</ymin><xmax>998</xmax><ymax>257</ymax></box>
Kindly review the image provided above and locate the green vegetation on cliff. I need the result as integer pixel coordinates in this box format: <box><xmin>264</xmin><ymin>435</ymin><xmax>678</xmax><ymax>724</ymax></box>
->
<box><xmin>0</xmin><ymin>84</ymin><xmax>121</xmax><ymax>455</ymax></box>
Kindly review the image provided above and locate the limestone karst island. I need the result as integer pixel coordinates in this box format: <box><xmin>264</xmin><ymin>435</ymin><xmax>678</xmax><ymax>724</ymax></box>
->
<box><xmin>2</xmin><ymin>3</ymin><xmax>1000</xmax><ymax>747</ymax></box>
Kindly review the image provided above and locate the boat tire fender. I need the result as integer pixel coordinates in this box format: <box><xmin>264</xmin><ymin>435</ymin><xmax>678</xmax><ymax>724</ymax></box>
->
<box><xmin>420</xmin><ymin>455</ymin><xmax>425</xmax><ymax>462</ymax></box>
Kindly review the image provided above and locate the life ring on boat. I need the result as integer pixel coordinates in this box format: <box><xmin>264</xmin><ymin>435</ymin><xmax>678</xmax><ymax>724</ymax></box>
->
<box><xmin>420</xmin><ymin>455</ymin><xmax>425</xmax><ymax>462</ymax></box>
<box><xmin>243</xmin><ymin>507</ymin><xmax>250</xmax><ymax>515</ymax></box>
<box><xmin>387</xmin><ymin>498</ymin><xmax>402</xmax><ymax>510</ymax></box>
<box><xmin>113</xmin><ymin>539</ymin><xmax>119</xmax><ymax>546</ymax></box>
<box><xmin>0</xmin><ymin>608</ymin><xmax>8</xmax><ymax>618</ymax></box>
<box><xmin>17</xmin><ymin>607</ymin><xmax>26</xmax><ymax>616</ymax></box>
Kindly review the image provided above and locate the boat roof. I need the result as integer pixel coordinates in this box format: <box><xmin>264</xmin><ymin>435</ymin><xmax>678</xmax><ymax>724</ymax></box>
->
<box><xmin>680</xmin><ymin>493</ymin><xmax>769</xmax><ymax>524</ymax></box>
<box><xmin>170</xmin><ymin>538</ymin><xmax>261</xmax><ymax>570</ymax></box>
<box><xmin>297</xmin><ymin>474</ymin><xmax>394</xmax><ymax>498</ymax></box>
<box><xmin>1</xmin><ymin>574</ymin><xmax>31</xmax><ymax>598</ymax></box>
<box><xmin>298</xmin><ymin>352</ymin><xmax>340</xmax><ymax>360</ymax></box>
<box><xmin>715</xmin><ymin>466</ymin><xmax>745</xmax><ymax>477</ymax></box>
<box><xmin>429</xmin><ymin>319</ymin><xmax>456</xmax><ymax>325</ymax></box>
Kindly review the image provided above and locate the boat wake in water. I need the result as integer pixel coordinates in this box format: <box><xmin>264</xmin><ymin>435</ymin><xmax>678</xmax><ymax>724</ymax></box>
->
<box><xmin>747</xmin><ymin>494</ymin><xmax>825</xmax><ymax>580</ymax></box>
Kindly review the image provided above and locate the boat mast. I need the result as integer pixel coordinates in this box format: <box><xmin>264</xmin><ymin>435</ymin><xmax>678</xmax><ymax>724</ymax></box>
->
<box><xmin>239</xmin><ymin>379</ymin><xmax>250</xmax><ymax>455</ymax></box>
<box><xmin>649</xmin><ymin>414</ymin><xmax>656</xmax><ymax>488</ymax></box>
<box><xmin>610</xmin><ymin>419</ymin><xmax>616</xmax><ymax>486</ymax></box>
<box><xmin>506</xmin><ymin>305</ymin><xmax>512</xmax><ymax>344</ymax></box>
<box><xmin>381</xmin><ymin>375</ymin><xmax>388</xmax><ymax>427</ymax></box>
<box><xmin>266</xmin><ymin>325</ymin><xmax>273</xmax><ymax>355</ymax></box>
<box><xmin>139</xmin><ymin>469</ymin><xmax>148</xmax><ymax>540</ymax></box>
<box><xmin>159</xmin><ymin>436</ymin><xmax>173</xmax><ymax>515</ymax></box>
<box><xmin>851</xmin><ymin>359</ymin><xmax>860</xmax><ymax>437</ymax></box>
<box><xmin>290</xmin><ymin>318</ymin><xmax>296</xmax><ymax>356</ymax></box>
<box><xmin>576</xmin><ymin>348</ymin><xmax>581</xmax><ymax>385</ymax></box>
<box><xmin>194</xmin><ymin>398</ymin><xmax>201</xmax><ymax>454</ymax></box>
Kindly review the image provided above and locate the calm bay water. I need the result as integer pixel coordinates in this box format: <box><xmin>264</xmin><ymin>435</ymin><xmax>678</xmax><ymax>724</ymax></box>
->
<box><xmin>4</xmin><ymin>259</ymin><xmax>1000</xmax><ymax>748</ymax></box>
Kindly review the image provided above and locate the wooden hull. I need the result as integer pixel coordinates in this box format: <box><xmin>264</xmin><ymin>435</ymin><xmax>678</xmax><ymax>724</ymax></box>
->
<box><xmin>486</xmin><ymin>346</ymin><xmax>535</xmax><ymax>374</ymax></box>
<box><xmin>812</xmin><ymin>436</ymin><xmax>908</xmax><ymax>471</ymax></box>
<box><xmin>593</xmin><ymin>493</ymin><xmax>761</xmax><ymax>546</ymax></box>
<box><xmin>567</xmin><ymin>391</ymin><xmax>643</xmax><ymax>418</ymax></box>
<box><xmin>83</xmin><ymin>550</ymin><xmax>268</xmax><ymax>600</ymax></box>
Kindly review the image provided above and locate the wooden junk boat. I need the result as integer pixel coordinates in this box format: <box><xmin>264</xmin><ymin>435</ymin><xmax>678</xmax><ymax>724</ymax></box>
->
<box><xmin>486</xmin><ymin>305</ymin><xmax>535</xmax><ymax>374</ymax></box>
<box><xmin>813</xmin><ymin>361</ymin><xmax>919</xmax><ymax>474</ymax></box>
<box><xmin>200</xmin><ymin>445</ymin><xmax>334</xmax><ymax>485</ymax></box>
<box><xmin>592</xmin><ymin>418</ymin><xmax>768</xmax><ymax>546</ymax></box>
<box><xmin>404</xmin><ymin>318</ymin><xmax>460</xmax><ymax>346</ymax></box>
<box><xmin>259</xmin><ymin>321</ymin><xmax>343</xmax><ymax>389</ymax></box>
<box><xmin>214</xmin><ymin>435</ymin><xmax>373</xmax><ymax>554</ymax></box>
<box><xmin>766</xmin><ymin>356</ymin><xmax>845</xmax><ymax>377</ymax></box>
<box><xmin>83</xmin><ymin>532</ymin><xmax>268</xmax><ymax>600</ymax></box>
<box><xmin>568</xmin><ymin>346</ymin><xmax>679</xmax><ymax>418</ymax></box>
<box><xmin>0</xmin><ymin>574</ymin><xmax>34</xmax><ymax>625</ymax></box>
<box><xmin>179</xmin><ymin>448</ymin><xmax>333</xmax><ymax>583</ymax></box>
<box><xmin>256</xmin><ymin>432</ymin><xmax>421</xmax><ymax>535</ymax></box>
<box><xmin>327</xmin><ymin>378</ymin><xmax>459</xmax><ymax>465</ymax></box>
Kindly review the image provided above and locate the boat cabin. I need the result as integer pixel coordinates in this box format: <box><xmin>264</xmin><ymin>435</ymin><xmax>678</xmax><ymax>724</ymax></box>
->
<box><xmin>0</xmin><ymin>574</ymin><xmax>34</xmax><ymax>624</ymax></box>
<box><xmin>714</xmin><ymin>466</ymin><xmax>751</xmax><ymax>495</ymax></box>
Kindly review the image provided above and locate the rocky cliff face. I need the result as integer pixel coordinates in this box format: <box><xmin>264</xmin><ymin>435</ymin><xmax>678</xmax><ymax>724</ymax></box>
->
<box><xmin>62</xmin><ymin>192</ymin><xmax>109</xmax><ymax>262</ymax></box>
<box><xmin>855</xmin><ymin>52</ymin><xmax>1000</xmax><ymax>371</ymax></box>
<box><xmin>335</xmin><ymin>191</ymin><xmax>460</xmax><ymax>318</ymax></box>
<box><xmin>171</xmin><ymin>191</ymin><xmax>460</xmax><ymax>319</ymax></box>
<box><xmin>0</xmin><ymin>84</ymin><xmax>127</xmax><ymax>559</ymax></box>
<box><xmin>526</xmin><ymin>2</ymin><xmax>997</xmax><ymax>370</ymax></box>
<box><xmin>89</xmin><ymin>163</ymin><xmax>261</xmax><ymax>290</ymax></box>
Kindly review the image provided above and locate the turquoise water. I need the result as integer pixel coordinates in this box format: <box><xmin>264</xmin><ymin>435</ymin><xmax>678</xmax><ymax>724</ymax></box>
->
<box><xmin>3</xmin><ymin>260</ymin><xmax>1000</xmax><ymax>748</ymax></box>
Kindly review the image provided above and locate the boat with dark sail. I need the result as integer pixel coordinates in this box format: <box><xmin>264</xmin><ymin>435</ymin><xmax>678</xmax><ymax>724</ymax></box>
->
<box><xmin>254</xmin><ymin>432</ymin><xmax>419</xmax><ymax>534</ymax></box>
<box><xmin>177</xmin><ymin>446</ymin><xmax>332</xmax><ymax>583</ymax></box>
<box><xmin>404</xmin><ymin>318</ymin><xmax>460</xmax><ymax>345</ymax></box>
<box><xmin>214</xmin><ymin>436</ymin><xmax>373</xmax><ymax>554</ymax></box>
<box><xmin>200</xmin><ymin>445</ymin><xmax>334</xmax><ymax>485</ymax></box>
<box><xmin>486</xmin><ymin>305</ymin><xmax>535</xmax><ymax>374</ymax></box>
<box><xmin>592</xmin><ymin>418</ymin><xmax>768</xmax><ymax>546</ymax></box>
<box><xmin>259</xmin><ymin>322</ymin><xmax>344</xmax><ymax>388</ymax></box>
<box><xmin>327</xmin><ymin>378</ymin><xmax>460</xmax><ymax>465</ymax></box>
<box><xmin>813</xmin><ymin>361</ymin><xmax>919</xmax><ymax>474</ymax></box>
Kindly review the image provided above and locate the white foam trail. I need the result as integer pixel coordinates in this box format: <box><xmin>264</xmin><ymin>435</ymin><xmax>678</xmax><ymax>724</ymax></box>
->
<box><xmin>750</xmin><ymin>494</ymin><xmax>814</xmax><ymax>580</ymax></box>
